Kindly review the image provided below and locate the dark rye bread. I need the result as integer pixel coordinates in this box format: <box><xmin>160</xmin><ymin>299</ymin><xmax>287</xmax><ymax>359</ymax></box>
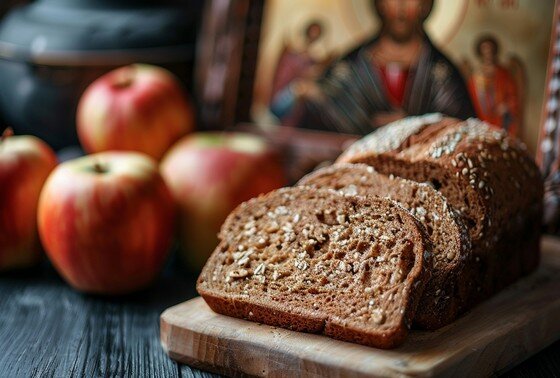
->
<box><xmin>297</xmin><ymin>163</ymin><xmax>471</xmax><ymax>330</ymax></box>
<box><xmin>337</xmin><ymin>114</ymin><xmax>543</xmax><ymax>306</ymax></box>
<box><xmin>197</xmin><ymin>187</ymin><xmax>432</xmax><ymax>349</ymax></box>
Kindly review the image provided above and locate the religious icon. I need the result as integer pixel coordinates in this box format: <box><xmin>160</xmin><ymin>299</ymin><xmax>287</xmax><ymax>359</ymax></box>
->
<box><xmin>464</xmin><ymin>35</ymin><xmax>524</xmax><ymax>137</ymax></box>
<box><xmin>268</xmin><ymin>20</ymin><xmax>334</xmax><ymax>126</ymax></box>
<box><xmin>293</xmin><ymin>0</ymin><xmax>475</xmax><ymax>134</ymax></box>
<box><xmin>251</xmin><ymin>0</ymin><xmax>554</xmax><ymax>155</ymax></box>
<box><xmin>256</xmin><ymin>0</ymin><xmax>476</xmax><ymax>134</ymax></box>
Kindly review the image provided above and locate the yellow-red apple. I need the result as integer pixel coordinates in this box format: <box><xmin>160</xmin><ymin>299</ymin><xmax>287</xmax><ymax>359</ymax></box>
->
<box><xmin>38</xmin><ymin>151</ymin><xmax>175</xmax><ymax>294</ymax></box>
<box><xmin>0</xmin><ymin>129</ymin><xmax>57</xmax><ymax>270</ymax></box>
<box><xmin>77</xmin><ymin>64</ymin><xmax>194</xmax><ymax>160</ymax></box>
<box><xmin>160</xmin><ymin>132</ymin><xmax>286</xmax><ymax>270</ymax></box>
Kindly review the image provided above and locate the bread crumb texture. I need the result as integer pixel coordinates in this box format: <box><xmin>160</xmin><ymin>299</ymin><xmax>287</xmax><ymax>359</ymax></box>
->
<box><xmin>197</xmin><ymin>187</ymin><xmax>430</xmax><ymax>348</ymax></box>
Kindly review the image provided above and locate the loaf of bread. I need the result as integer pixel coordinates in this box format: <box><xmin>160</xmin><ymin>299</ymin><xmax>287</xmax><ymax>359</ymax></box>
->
<box><xmin>197</xmin><ymin>187</ymin><xmax>432</xmax><ymax>348</ymax></box>
<box><xmin>297</xmin><ymin>163</ymin><xmax>471</xmax><ymax>329</ymax></box>
<box><xmin>197</xmin><ymin>114</ymin><xmax>543</xmax><ymax>347</ymax></box>
<box><xmin>338</xmin><ymin>114</ymin><xmax>543</xmax><ymax>307</ymax></box>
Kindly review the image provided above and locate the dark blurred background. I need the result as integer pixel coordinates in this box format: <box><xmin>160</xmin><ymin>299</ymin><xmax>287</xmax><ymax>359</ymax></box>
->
<box><xmin>0</xmin><ymin>0</ymin><xmax>202</xmax><ymax>151</ymax></box>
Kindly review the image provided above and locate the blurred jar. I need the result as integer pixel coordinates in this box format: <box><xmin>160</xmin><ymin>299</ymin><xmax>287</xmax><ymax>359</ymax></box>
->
<box><xmin>0</xmin><ymin>0</ymin><xmax>201</xmax><ymax>150</ymax></box>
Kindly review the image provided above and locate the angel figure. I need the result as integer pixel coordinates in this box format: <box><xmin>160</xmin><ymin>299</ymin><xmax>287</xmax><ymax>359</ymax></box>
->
<box><xmin>464</xmin><ymin>35</ymin><xmax>525</xmax><ymax>137</ymax></box>
<box><xmin>269</xmin><ymin>20</ymin><xmax>334</xmax><ymax>126</ymax></box>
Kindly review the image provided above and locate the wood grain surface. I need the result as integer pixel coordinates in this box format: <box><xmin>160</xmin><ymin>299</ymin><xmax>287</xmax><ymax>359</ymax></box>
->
<box><xmin>161</xmin><ymin>236</ymin><xmax>560</xmax><ymax>378</ymax></box>
<box><xmin>0</xmin><ymin>247</ymin><xmax>559</xmax><ymax>377</ymax></box>
<box><xmin>0</xmin><ymin>255</ymin><xmax>216</xmax><ymax>378</ymax></box>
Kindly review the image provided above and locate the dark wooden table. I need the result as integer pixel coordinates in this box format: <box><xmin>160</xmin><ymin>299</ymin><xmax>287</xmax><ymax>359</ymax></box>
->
<box><xmin>1</xmin><ymin>251</ymin><xmax>559</xmax><ymax>378</ymax></box>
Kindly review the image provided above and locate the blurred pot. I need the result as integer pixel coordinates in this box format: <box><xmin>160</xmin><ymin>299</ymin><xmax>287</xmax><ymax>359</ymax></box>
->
<box><xmin>0</xmin><ymin>0</ymin><xmax>200</xmax><ymax>150</ymax></box>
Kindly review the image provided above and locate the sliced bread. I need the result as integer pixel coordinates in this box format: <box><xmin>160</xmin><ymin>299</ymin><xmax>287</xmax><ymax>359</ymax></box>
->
<box><xmin>337</xmin><ymin>114</ymin><xmax>543</xmax><ymax>305</ymax></box>
<box><xmin>197</xmin><ymin>186</ymin><xmax>432</xmax><ymax>348</ymax></box>
<box><xmin>297</xmin><ymin>163</ymin><xmax>471</xmax><ymax>329</ymax></box>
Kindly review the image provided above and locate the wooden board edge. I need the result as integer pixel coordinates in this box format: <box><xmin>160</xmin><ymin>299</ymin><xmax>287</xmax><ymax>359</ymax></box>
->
<box><xmin>160</xmin><ymin>294</ymin><xmax>560</xmax><ymax>378</ymax></box>
<box><xmin>159</xmin><ymin>237</ymin><xmax>560</xmax><ymax>377</ymax></box>
<box><xmin>435</xmin><ymin>303</ymin><xmax>560</xmax><ymax>377</ymax></box>
<box><xmin>160</xmin><ymin>300</ymin><xmax>383</xmax><ymax>377</ymax></box>
<box><xmin>160</xmin><ymin>306</ymin><xmax>231</xmax><ymax>377</ymax></box>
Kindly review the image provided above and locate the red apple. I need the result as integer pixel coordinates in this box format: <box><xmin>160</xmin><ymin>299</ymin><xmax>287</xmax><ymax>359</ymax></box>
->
<box><xmin>37</xmin><ymin>151</ymin><xmax>175</xmax><ymax>294</ymax></box>
<box><xmin>0</xmin><ymin>129</ymin><xmax>57</xmax><ymax>270</ymax></box>
<box><xmin>77</xmin><ymin>64</ymin><xmax>194</xmax><ymax>160</ymax></box>
<box><xmin>160</xmin><ymin>132</ymin><xmax>286</xmax><ymax>269</ymax></box>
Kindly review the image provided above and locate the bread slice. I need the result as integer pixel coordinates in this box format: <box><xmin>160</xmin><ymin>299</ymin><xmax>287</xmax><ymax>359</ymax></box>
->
<box><xmin>197</xmin><ymin>187</ymin><xmax>431</xmax><ymax>348</ymax></box>
<box><xmin>297</xmin><ymin>163</ymin><xmax>471</xmax><ymax>329</ymax></box>
<box><xmin>337</xmin><ymin>114</ymin><xmax>543</xmax><ymax>306</ymax></box>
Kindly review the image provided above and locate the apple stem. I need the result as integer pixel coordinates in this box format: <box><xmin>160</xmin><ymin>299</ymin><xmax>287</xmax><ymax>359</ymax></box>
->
<box><xmin>113</xmin><ymin>67</ymin><xmax>135</xmax><ymax>89</ymax></box>
<box><xmin>93</xmin><ymin>161</ymin><xmax>107</xmax><ymax>174</ymax></box>
<box><xmin>1</xmin><ymin>127</ymin><xmax>14</xmax><ymax>143</ymax></box>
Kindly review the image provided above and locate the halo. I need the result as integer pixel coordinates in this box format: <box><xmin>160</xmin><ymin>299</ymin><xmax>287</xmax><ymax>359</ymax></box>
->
<box><xmin>425</xmin><ymin>0</ymin><xmax>469</xmax><ymax>46</ymax></box>
<box><xmin>344</xmin><ymin>0</ymin><xmax>469</xmax><ymax>47</ymax></box>
<box><xmin>281</xmin><ymin>0</ymin><xmax>468</xmax><ymax>56</ymax></box>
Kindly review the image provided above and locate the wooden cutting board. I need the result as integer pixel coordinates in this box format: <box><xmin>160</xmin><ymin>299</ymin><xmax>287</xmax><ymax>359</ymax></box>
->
<box><xmin>160</xmin><ymin>236</ymin><xmax>560</xmax><ymax>377</ymax></box>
